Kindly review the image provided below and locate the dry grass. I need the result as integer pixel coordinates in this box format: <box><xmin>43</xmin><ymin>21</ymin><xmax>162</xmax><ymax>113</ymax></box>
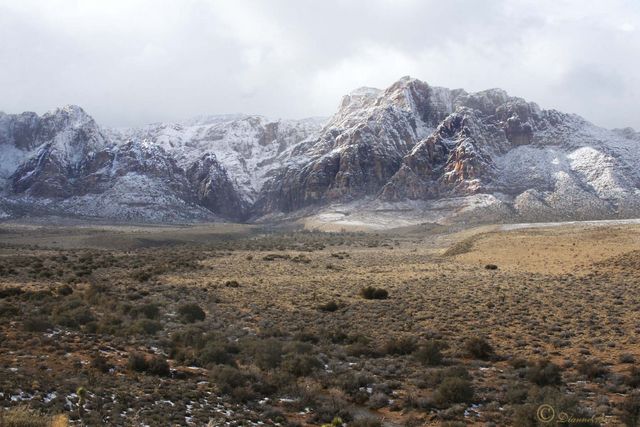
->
<box><xmin>0</xmin><ymin>221</ymin><xmax>639</xmax><ymax>425</ymax></box>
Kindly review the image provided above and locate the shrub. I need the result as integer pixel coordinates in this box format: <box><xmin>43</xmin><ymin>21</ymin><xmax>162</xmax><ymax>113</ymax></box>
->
<box><xmin>620</xmin><ymin>392</ymin><xmax>640</xmax><ymax>427</ymax></box>
<box><xmin>620</xmin><ymin>353</ymin><xmax>636</xmax><ymax>364</ymax></box>
<box><xmin>414</xmin><ymin>340</ymin><xmax>445</xmax><ymax>366</ymax></box>
<box><xmin>349</xmin><ymin>418</ymin><xmax>382</xmax><ymax>427</ymax></box>
<box><xmin>246</xmin><ymin>338</ymin><xmax>283</xmax><ymax>370</ymax></box>
<box><xmin>130</xmin><ymin>303</ymin><xmax>160</xmax><ymax>319</ymax></box>
<box><xmin>318</xmin><ymin>301</ymin><xmax>339</xmax><ymax>312</ymax></box>
<box><xmin>212</xmin><ymin>365</ymin><xmax>251</xmax><ymax>395</ymax></box>
<box><xmin>199</xmin><ymin>341</ymin><xmax>235</xmax><ymax>367</ymax></box>
<box><xmin>127</xmin><ymin>352</ymin><xmax>169</xmax><ymax>376</ymax></box>
<box><xmin>514</xmin><ymin>387</ymin><xmax>596</xmax><ymax>427</ymax></box>
<box><xmin>346</xmin><ymin>342</ymin><xmax>378</xmax><ymax>358</ymax></box>
<box><xmin>52</xmin><ymin>300</ymin><xmax>95</xmax><ymax>329</ymax></box>
<box><xmin>434</xmin><ymin>377</ymin><xmax>474</xmax><ymax>406</ymax></box>
<box><xmin>420</xmin><ymin>366</ymin><xmax>471</xmax><ymax>389</ymax></box>
<box><xmin>576</xmin><ymin>358</ymin><xmax>609</xmax><ymax>380</ymax></box>
<box><xmin>127</xmin><ymin>352</ymin><xmax>149</xmax><ymax>372</ymax></box>
<box><xmin>0</xmin><ymin>405</ymin><xmax>66</xmax><ymax>427</ymax></box>
<box><xmin>360</xmin><ymin>286</ymin><xmax>388</xmax><ymax>300</ymax></box>
<box><xmin>484</xmin><ymin>264</ymin><xmax>498</xmax><ymax>270</ymax></box>
<box><xmin>262</xmin><ymin>253</ymin><xmax>290</xmax><ymax>261</ymax></box>
<box><xmin>131</xmin><ymin>269</ymin><xmax>153</xmax><ymax>282</ymax></box>
<box><xmin>368</xmin><ymin>392</ymin><xmax>389</xmax><ymax>410</ymax></box>
<box><xmin>177</xmin><ymin>303</ymin><xmax>206</xmax><ymax>323</ymax></box>
<box><xmin>130</xmin><ymin>319</ymin><xmax>163</xmax><ymax>335</ymax></box>
<box><xmin>57</xmin><ymin>284</ymin><xmax>73</xmax><ymax>296</ymax></box>
<box><xmin>0</xmin><ymin>302</ymin><xmax>19</xmax><ymax>317</ymax></box>
<box><xmin>504</xmin><ymin>384</ymin><xmax>529</xmax><ymax>404</ymax></box>
<box><xmin>382</xmin><ymin>336</ymin><xmax>417</xmax><ymax>356</ymax></box>
<box><xmin>23</xmin><ymin>317</ymin><xmax>52</xmax><ymax>332</ymax></box>
<box><xmin>0</xmin><ymin>287</ymin><xmax>24</xmax><ymax>298</ymax></box>
<box><xmin>509</xmin><ymin>357</ymin><xmax>528</xmax><ymax>369</ymax></box>
<box><xmin>91</xmin><ymin>353</ymin><xmax>111</xmax><ymax>373</ymax></box>
<box><xmin>147</xmin><ymin>356</ymin><xmax>170</xmax><ymax>376</ymax></box>
<box><xmin>464</xmin><ymin>336</ymin><xmax>494</xmax><ymax>360</ymax></box>
<box><xmin>624</xmin><ymin>366</ymin><xmax>640</xmax><ymax>388</ymax></box>
<box><xmin>525</xmin><ymin>359</ymin><xmax>563</xmax><ymax>386</ymax></box>
<box><xmin>281</xmin><ymin>354</ymin><xmax>322</xmax><ymax>377</ymax></box>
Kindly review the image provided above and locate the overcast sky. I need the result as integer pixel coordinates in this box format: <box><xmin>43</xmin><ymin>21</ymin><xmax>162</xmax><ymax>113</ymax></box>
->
<box><xmin>1</xmin><ymin>0</ymin><xmax>639</xmax><ymax>129</ymax></box>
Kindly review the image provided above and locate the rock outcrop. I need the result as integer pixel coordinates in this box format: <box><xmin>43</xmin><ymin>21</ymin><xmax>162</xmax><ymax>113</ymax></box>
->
<box><xmin>2</xmin><ymin>76</ymin><xmax>640</xmax><ymax>225</ymax></box>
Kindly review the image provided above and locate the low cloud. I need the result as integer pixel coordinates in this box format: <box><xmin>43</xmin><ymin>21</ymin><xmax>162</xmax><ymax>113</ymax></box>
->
<box><xmin>1</xmin><ymin>0</ymin><xmax>638</xmax><ymax>128</ymax></box>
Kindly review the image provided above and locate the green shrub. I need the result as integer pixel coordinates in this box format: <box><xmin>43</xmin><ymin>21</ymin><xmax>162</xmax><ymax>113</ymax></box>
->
<box><xmin>177</xmin><ymin>303</ymin><xmax>206</xmax><ymax>323</ymax></box>
<box><xmin>360</xmin><ymin>286</ymin><xmax>388</xmax><ymax>300</ymax></box>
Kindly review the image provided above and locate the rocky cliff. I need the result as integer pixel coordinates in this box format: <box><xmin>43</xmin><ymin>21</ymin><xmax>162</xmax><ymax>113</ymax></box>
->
<box><xmin>2</xmin><ymin>77</ymin><xmax>640</xmax><ymax>225</ymax></box>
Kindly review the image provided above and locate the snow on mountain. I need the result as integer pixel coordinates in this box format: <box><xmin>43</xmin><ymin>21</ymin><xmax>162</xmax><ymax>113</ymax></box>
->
<box><xmin>1</xmin><ymin>76</ymin><xmax>640</xmax><ymax>226</ymax></box>
<box><xmin>109</xmin><ymin>115</ymin><xmax>324</xmax><ymax>202</ymax></box>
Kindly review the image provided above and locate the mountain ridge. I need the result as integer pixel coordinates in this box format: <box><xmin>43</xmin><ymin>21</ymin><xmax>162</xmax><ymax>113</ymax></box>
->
<box><xmin>2</xmin><ymin>76</ymin><xmax>640</xmax><ymax>227</ymax></box>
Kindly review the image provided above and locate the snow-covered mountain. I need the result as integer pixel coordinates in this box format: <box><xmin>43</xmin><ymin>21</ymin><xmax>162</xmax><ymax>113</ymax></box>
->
<box><xmin>2</xmin><ymin>76</ymin><xmax>640</xmax><ymax>225</ymax></box>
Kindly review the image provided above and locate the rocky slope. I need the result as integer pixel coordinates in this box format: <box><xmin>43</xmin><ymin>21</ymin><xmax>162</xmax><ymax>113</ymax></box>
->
<box><xmin>2</xmin><ymin>77</ymin><xmax>640</xmax><ymax>225</ymax></box>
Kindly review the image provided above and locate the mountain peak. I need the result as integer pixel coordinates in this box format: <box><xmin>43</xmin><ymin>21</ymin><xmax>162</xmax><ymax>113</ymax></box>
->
<box><xmin>349</xmin><ymin>87</ymin><xmax>382</xmax><ymax>97</ymax></box>
<box><xmin>43</xmin><ymin>104</ymin><xmax>95</xmax><ymax>129</ymax></box>
<box><xmin>2</xmin><ymin>78</ymin><xmax>640</xmax><ymax>226</ymax></box>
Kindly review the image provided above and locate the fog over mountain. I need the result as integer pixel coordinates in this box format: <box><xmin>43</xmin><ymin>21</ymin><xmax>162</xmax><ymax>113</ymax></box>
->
<box><xmin>2</xmin><ymin>77</ymin><xmax>640</xmax><ymax>227</ymax></box>
<box><xmin>1</xmin><ymin>0</ymin><xmax>640</xmax><ymax>128</ymax></box>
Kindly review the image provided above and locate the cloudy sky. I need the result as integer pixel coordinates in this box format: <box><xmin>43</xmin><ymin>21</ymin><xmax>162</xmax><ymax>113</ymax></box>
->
<box><xmin>1</xmin><ymin>0</ymin><xmax>638</xmax><ymax>128</ymax></box>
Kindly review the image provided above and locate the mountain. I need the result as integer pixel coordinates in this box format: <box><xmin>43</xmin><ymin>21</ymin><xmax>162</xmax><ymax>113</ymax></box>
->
<box><xmin>2</xmin><ymin>76</ymin><xmax>640</xmax><ymax>226</ymax></box>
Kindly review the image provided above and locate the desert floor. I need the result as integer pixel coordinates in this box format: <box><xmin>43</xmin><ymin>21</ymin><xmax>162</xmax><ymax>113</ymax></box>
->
<box><xmin>0</xmin><ymin>220</ymin><xmax>638</xmax><ymax>426</ymax></box>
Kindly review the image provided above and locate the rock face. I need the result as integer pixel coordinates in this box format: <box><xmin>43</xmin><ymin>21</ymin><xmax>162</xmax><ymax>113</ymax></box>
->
<box><xmin>2</xmin><ymin>76</ymin><xmax>640</xmax><ymax>224</ymax></box>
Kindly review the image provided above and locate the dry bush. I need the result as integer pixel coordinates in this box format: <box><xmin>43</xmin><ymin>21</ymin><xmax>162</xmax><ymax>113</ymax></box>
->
<box><xmin>0</xmin><ymin>406</ymin><xmax>68</xmax><ymax>427</ymax></box>
<box><xmin>463</xmin><ymin>336</ymin><xmax>494</xmax><ymax>360</ymax></box>
<box><xmin>360</xmin><ymin>286</ymin><xmax>388</xmax><ymax>300</ymax></box>
<box><xmin>177</xmin><ymin>303</ymin><xmax>206</xmax><ymax>323</ymax></box>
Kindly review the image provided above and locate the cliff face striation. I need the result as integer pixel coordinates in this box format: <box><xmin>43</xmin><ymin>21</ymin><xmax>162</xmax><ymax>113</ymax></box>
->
<box><xmin>2</xmin><ymin>77</ymin><xmax>640</xmax><ymax>225</ymax></box>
